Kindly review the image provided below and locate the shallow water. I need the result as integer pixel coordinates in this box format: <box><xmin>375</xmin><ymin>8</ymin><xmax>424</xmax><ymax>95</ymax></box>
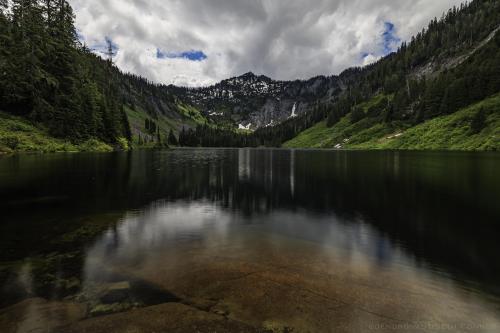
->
<box><xmin>1</xmin><ymin>149</ymin><xmax>500</xmax><ymax>332</ymax></box>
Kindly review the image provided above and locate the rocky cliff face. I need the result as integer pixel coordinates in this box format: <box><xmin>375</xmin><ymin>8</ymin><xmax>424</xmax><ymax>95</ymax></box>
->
<box><xmin>169</xmin><ymin>72</ymin><xmax>343</xmax><ymax>129</ymax></box>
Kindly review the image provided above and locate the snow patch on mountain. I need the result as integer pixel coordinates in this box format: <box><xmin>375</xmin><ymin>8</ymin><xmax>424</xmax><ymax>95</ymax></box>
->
<box><xmin>239</xmin><ymin>123</ymin><xmax>252</xmax><ymax>130</ymax></box>
<box><xmin>290</xmin><ymin>102</ymin><xmax>297</xmax><ymax>118</ymax></box>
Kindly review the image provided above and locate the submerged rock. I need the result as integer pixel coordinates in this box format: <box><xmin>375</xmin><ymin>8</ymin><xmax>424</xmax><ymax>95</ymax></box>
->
<box><xmin>0</xmin><ymin>298</ymin><xmax>86</xmax><ymax>333</ymax></box>
<box><xmin>182</xmin><ymin>297</ymin><xmax>218</xmax><ymax>311</ymax></box>
<box><xmin>59</xmin><ymin>302</ymin><xmax>268</xmax><ymax>333</ymax></box>
<box><xmin>98</xmin><ymin>281</ymin><xmax>131</xmax><ymax>304</ymax></box>
<box><xmin>89</xmin><ymin>302</ymin><xmax>136</xmax><ymax>317</ymax></box>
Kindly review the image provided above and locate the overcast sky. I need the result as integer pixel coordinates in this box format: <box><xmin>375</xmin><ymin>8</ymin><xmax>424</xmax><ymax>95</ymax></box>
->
<box><xmin>69</xmin><ymin>0</ymin><xmax>463</xmax><ymax>87</ymax></box>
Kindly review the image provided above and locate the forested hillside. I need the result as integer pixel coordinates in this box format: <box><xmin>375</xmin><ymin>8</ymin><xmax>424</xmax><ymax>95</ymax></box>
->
<box><xmin>173</xmin><ymin>0</ymin><xmax>500</xmax><ymax>149</ymax></box>
<box><xmin>325</xmin><ymin>0</ymin><xmax>500</xmax><ymax>125</ymax></box>
<box><xmin>285</xmin><ymin>24</ymin><xmax>500</xmax><ymax>150</ymax></box>
<box><xmin>0</xmin><ymin>0</ymin><xmax>134</xmax><ymax>148</ymax></box>
<box><xmin>0</xmin><ymin>0</ymin><xmax>204</xmax><ymax>152</ymax></box>
<box><xmin>280</xmin><ymin>0</ymin><xmax>500</xmax><ymax>149</ymax></box>
<box><xmin>1</xmin><ymin>0</ymin><xmax>499</xmax><ymax>152</ymax></box>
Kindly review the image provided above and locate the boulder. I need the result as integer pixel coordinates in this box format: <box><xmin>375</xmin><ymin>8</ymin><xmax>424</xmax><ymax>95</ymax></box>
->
<box><xmin>98</xmin><ymin>281</ymin><xmax>131</xmax><ymax>304</ymax></box>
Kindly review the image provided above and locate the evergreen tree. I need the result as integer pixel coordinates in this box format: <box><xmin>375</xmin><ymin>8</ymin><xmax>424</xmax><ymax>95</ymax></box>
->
<box><xmin>156</xmin><ymin>127</ymin><xmax>161</xmax><ymax>146</ymax></box>
<box><xmin>121</xmin><ymin>107</ymin><xmax>132</xmax><ymax>141</ymax></box>
<box><xmin>1</xmin><ymin>0</ymin><xmax>499</xmax><ymax>149</ymax></box>
<box><xmin>168</xmin><ymin>129</ymin><xmax>178</xmax><ymax>146</ymax></box>
<box><xmin>326</xmin><ymin>106</ymin><xmax>341</xmax><ymax>127</ymax></box>
<box><xmin>350</xmin><ymin>107</ymin><xmax>365</xmax><ymax>124</ymax></box>
<box><xmin>470</xmin><ymin>108</ymin><xmax>487</xmax><ymax>134</ymax></box>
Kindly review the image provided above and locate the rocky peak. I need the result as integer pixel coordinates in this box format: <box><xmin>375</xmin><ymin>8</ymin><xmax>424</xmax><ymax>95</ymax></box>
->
<box><xmin>240</xmin><ymin>72</ymin><xmax>257</xmax><ymax>79</ymax></box>
<box><xmin>171</xmin><ymin>71</ymin><xmax>340</xmax><ymax>130</ymax></box>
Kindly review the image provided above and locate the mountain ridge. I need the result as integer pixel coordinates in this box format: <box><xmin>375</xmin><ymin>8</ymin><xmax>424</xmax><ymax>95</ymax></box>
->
<box><xmin>1</xmin><ymin>0</ymin><xmax>499</xmax><ymax>152</ymax></box>
<box><xmin>168</xmin><ymin>70</ymin><xmax>346</xmax><ymax>131</ymax></box>
<box><xmin>173</xmin><ymin>0</ymin><xmax>500</xmax><ymax>149</ymax></box>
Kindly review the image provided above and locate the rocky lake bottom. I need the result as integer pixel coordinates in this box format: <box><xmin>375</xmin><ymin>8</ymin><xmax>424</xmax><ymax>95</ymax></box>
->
<box><xmin>1</xmin><ymin>149</ymin><xmax>500</xmax><ymax>332</ymax></box>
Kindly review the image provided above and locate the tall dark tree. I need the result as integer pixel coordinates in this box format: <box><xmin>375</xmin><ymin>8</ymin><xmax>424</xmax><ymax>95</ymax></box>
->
<box><xmin>156</xmin><ymin>127</ymin><xmax>161</xmax><ymax>145</ymax></box>
<box><xmin>168</xmin><ymin>129</ymin><xmax>178</xmax><ymax>146</ymax></box>
<box><xmin>350</xmin><ymin>107</ymin><xmax>365</xmax><ymax>124</ymax></box>
<box><xmin>470</xmin><ymin>108</ymin><xmax>487</xmax><ymax>134</ymax></box>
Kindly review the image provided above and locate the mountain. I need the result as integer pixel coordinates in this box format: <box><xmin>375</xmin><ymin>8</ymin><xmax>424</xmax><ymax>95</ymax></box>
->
<box><xmin>178</xmin><ymin>0</ymin><xmax>500</xmax><ymax>149</ymax></box>
<box><xmin>168</xmin><ymin>72</ymin><xmax>341</xmax><ymax>130</ymax></box>
<box><xmin>0</xmin><ymin>0</ymin><xmax>207</xmax><ymax>152</ymax></box>
<box><xmin>168</xmin><ymin>0</ymin><xmax>500</xmax><ymax>150</ymax></box>
<box><xmin>280</xmin><ymin>0</ymin><xmax>500</xmax><ymax>150</ymax></box>
<box><xmin>1</xmin><ymin>0</ymin><xmax>499</xmax><ymax>152</ymax></box>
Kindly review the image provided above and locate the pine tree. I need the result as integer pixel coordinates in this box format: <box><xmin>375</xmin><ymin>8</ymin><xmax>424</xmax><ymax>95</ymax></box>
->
<box><xmin>383</xmin><ymin>102</ymin><xmax>394</xmax><ymax>123</ymax></box>
<box><xmin>121</xmin><ymin>107</ymin><xmax>132</xmax><ymax>142</ymax></box>
<box><xmin>179</xmin><ymin>127</ymin><xmax>186</xmax><ymax>146</ymax></box>
<box><xmin>470</xmin><ymin>108</ymin><xmax>487</xmax><ymax>134</ymax></box>
<box><xmin>0</xmin><ymin>0</ymin><xmax>11</xmax><ymax>106</ymax></box>
<box><xmin>7</xmin><ymin>0</ymin><xmax>48</xmax><ymax>115</ymax></box>
<box><xmin>168</xmin><ymin>129</ymin><xmax>178</xmax><ymax>146</ymax></box>
<box><xmin>156</xmin><ymin>127</ymin><xmax>161</xmax><ymax>146</ymax></box>
<box><xmin>350</xmin><ymin>107</ymin><xmax>365</xmax><ymax>124</ymax></box>
<box><xmin>326</xmin><ymin>106</ymin><xmax>341</xmax><ymax>127</ymax></box>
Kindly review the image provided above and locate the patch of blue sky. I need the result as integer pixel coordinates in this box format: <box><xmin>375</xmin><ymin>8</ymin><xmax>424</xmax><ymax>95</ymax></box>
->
<box><xmin>382</xmin><ymin>21</ymin><xmax>401</xmax><ymax>55</ymax></box>
<box><xmin>361</xmin><ymin>21</ymin><xmax>401</xmax><ymax>64</ymax></box>
<box><xmin>157</xmin><ymin>49</ymin><xmax>207</xmax><ymax>61</ymax></box>
<box><xmin>88</xmin><ymin>37</ymin><xmax>119</xmax><ymax>57</ymax></box>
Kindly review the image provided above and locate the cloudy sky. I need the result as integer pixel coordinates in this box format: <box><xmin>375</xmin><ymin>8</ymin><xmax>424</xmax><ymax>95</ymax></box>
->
<box><xmin>69</xmin><ymin>0</ymin><xmax>463</xmax><ymax>87</ymax></box>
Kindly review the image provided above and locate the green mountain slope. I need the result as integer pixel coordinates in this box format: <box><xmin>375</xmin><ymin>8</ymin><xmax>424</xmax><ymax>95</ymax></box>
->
<box><xmin>0</xmin><ymin>0</ymin><xmax>207</xmax><ymax>152</ymax></box>
<box><xmin>176</xmin><ymin>0</ymin><xmax>500</xmax><ymax>149</ymax></box>
<box><xmin>284</xmin><ymin>94</ymin><xmax>500</xmax><ymax>151</ymax></box>
<box><xmin>0</xmin><ymin>112</ymin><xmax>114</xmax><ymax>153</ymax></box>
<box><xmin>1</xmin><ymin>0</ymin><xmax>499</xmax><ymax>152</ymax></box>
<box><xmin>283</xmin><ymin>11</ymin><xmax>500</xmax><ymax>152</ymax></box>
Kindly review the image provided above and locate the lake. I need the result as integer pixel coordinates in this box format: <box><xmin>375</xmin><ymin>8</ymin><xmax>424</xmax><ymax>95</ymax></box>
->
<box><xmin>1</xmin><ymin>149</ymin><xmax>500</xmax><ymax>332</ymax></box>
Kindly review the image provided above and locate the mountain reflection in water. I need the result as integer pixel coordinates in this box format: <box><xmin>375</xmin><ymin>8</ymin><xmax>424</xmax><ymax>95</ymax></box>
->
<box><xmin>1</xmin><ymin>149</ymin><xmax>500</xmax><ymax>332</ymax></box>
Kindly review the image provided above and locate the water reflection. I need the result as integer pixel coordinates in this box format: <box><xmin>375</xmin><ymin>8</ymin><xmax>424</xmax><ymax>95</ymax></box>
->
<box><xmin>85</xmin><ymin>200</ymin><xmax>404</xmax><ymax>274</ymax></box>
<box><xmin>77</xmin><ymin>199</ymin><xmax>500</xmax><ymax>332</ymax></box>
<box><xmin>1</xmin><ymin>149</ymin><xmax>500</xmax><ymax>331</ymax></box>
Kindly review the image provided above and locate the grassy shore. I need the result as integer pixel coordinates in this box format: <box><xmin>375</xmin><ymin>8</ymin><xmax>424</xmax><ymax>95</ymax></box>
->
<box><xmin>284</xmin><ymin>94</ymin><xmax>500</xmax><ymax>151</ymax></box>
<box><xmin>0</xmin><ymin>112</ymin><xmax>114</xmax><ymax>154</ymax></box>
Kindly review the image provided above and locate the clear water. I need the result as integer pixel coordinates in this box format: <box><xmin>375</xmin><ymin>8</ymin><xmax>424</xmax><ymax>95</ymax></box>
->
<box><xmin>1</xmin><ymin>149</ymin><xmax>500</xmax><ymax>332</ymax></box>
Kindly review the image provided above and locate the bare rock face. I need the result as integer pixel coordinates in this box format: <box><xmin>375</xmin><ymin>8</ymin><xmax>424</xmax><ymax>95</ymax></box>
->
<box><xmin>170</xmin><ymin>72</ymin><xmax>343</xmax><ymax>130</ymax></box>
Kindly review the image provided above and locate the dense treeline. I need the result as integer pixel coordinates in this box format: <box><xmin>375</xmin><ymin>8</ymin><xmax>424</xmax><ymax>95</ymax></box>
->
<box><xmin>1</xmin><ymin>0</ymin><xmax>499</xmax><ymax>149</ymax></box>
<box><xmin>179</xmin><ymin>0</ymin><xmax>500</xmax><ymax>148</ymax></box>
<box><xmin>179</xmin><ymin>125</ymin><xmax>252</xmax><ymax>147</ymax></box>
<box><xmin>0</xmin><ymin>0</ymin><xmax>131</xmax><ymax>144</ymax></box>
<box><xmin>328</xmin><ymin>0</ymin><xmax>500</xmax><ymax>125</ymax></box>
<box><xmin>264</xmin><ymin>0</ymin><xmax>500</xmax><ymax>146</ymax></box>
<box><xmin>178</xmin><ymin>106</ymin><xmax>327</xmax><ymax>147</ymax></box>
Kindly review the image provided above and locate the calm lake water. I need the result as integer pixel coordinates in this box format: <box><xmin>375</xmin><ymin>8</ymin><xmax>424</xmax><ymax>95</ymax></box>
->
<box><xmin>1</xmin><ymin>149</ymin><xmax>500</xmax><ymax>332</ymax></box>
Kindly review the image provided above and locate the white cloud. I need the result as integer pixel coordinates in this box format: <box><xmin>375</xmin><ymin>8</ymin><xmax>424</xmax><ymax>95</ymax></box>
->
<box><xmin>362</xmin><ymin>54</ymin><xmax>381</xmax><ymax>67</ymax></box>
<box><xmin>69</xmin><ymin>0</ymin><xmax>464</xmax><ymax>87</ymax></box>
